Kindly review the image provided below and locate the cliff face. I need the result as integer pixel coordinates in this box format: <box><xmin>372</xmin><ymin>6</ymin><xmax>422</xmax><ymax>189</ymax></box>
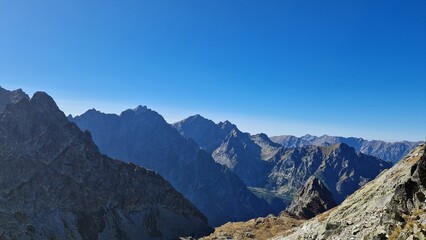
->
<box><xmin>0</xmin><ymin>86</ymin><xmax>28</xmax><ymax>112</ymax></box>
<box><xmin>0</xmin><ymin>89</ymin><xmax>212</xmax><ymax>239</ymax></box>
<box><xmin>277</xmin><ymin>143</ymin><xmax>426</xmax><ymax>240</ymax></box>
<box><xmin>268</xmin><ymin>143</ymin><xmax>392</xmax><ymax>204</ymax></box>
<box><xmin>286</xmin><ymin>176</ymin><xmax>336</xmax><ymax>219</ymax></box>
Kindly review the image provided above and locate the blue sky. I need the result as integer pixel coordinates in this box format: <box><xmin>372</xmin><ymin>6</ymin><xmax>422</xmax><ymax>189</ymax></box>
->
<box><xmin>1</xmin><ymin>0</ymin><xmax>425</xmax><ymax>141</ymax></box>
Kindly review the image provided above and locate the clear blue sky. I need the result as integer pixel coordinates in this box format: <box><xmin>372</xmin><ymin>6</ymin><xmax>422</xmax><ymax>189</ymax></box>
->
<box><xmin>1</xmin><ymin>0</ymin><xmax>425</xmax><ymax>141</ymax></box>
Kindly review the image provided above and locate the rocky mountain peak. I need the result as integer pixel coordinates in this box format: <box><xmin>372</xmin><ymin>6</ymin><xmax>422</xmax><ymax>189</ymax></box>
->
<box><xmin>286</xmin><ymin>176</ymin><xmax>337</xmax><ymax>219</ymax></box>
<box><xmin>30</xmin><ymin>91</ymin><xmax>62</xmax><ymax>113</ymax></box>
<box><xmin>325</xmin><ymin>143</ymin><xmax>356</xmax><ymax>156</ymax></box>
<box><xmin>0</xmin><ymin>88</ymin><xmax>213</xmax><ymax>239</ymax></box>
<box><xmin>190</xmin><ymin>114</ymin><xmax>207</xmax><ymax>121</ymax></box>
<box><xmin>219</xmin><ymin>120</ymin><xmax>238</xmax><ymax>132</ymax></box>
<box><xmin>132</xmin><ymin>105</ymin><xmax>149</xmax><ymax>114</ymax></box>
<box><xmin>0</xmin><ymin>86</ymin><xmax>30</xmax><ymax>113</ymax></box>
<box><xmin>72</xmin><ymin>109</ymin><xmax>272</xmax><ymax>226</ymax></box>
<box><xmin>256</xmin><ymin>133</ymin><xmax>271</xmax><ymax>140</ymax></box>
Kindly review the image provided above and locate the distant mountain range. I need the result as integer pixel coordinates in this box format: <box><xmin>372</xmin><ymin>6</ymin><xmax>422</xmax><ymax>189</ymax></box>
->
<box><xmin>270</xmin><ymin>134</ymin><xmax>421</xmax><ymax>164</ymax></box>
<box><xmin>173</xmin><ymin>115</ymin><xmax>392</xmax><ymax>214</ymax></box>
<box><xmin>69</xmin><ymin>108</ymin><xmax>272</xmax><ymax>226</ymax></box>
<box><xmin>0</xmin><ymin>87</ymin><xmax>212</xmax><ymax>239</ymax></box>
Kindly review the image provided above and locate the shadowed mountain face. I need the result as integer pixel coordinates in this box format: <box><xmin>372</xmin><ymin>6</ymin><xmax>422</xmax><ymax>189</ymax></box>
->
<box><xmin>0</xmin><ymin>88</ymin><xmax>212</xmax><ymax>239</ymax></box>
<box><xmin>70</xmin><ymin>108</ymin><xmax>272</xmax><ymax>226</ymax></box>
<box><xmin>286</xmin><ymin>176</ymin><xmax>337</xmax><ymax>219</ymax></box>
<box><xmin>268</xmin><ymin>143</ymin><xmax>392</xmax><ymax>204</ymax></box>
<box><xmin>280</xmin><ymin>143</ymin><xmax>426</xmax><ymax>240</ymax></box>
<box><xmin>174</xmin><ymin>115</ymin><xmax>281</xmax><ymax>187</ymax></box>
<box><xmin>212</xmin><ymin>129</ymin><xmax>273</xmax><ymax>187</ymax></box>
<box><xmin>0</xmin><ymin>87</ymin><xmax>29</xmax><ymax>112</ymax></box>
<box><xmin>174</xmin><ymin>116</ymin><xmax>391</xmax><ymax>206</ymax></box>
<box><xmin>173</xmin><ymin>114</ymin><xmax>239</xmax><ymax>153</ymax></box>
<box><xmin>271</xmin><ymin>134</ymin><xmax>421</xmax><ymax>164</ymax></box>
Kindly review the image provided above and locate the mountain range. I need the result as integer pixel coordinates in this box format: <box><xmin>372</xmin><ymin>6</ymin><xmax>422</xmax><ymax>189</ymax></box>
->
<box><xmin>173</xmin><ymin>115</ymin><xmax>392</xmax><ymax>214</ymax></box>
<box><xmin>205</xmin><ymin>142</ymin><xmax>426</xmax><ymax>240</ymax></box>
<box><xmin>69</xmin><ymin>108</ymin><xmax>271</xmax><ymax>226</ymax></box>
<box><xmin>2</xmin><ymin>86</ymin><xmax>422</xmax><ymax>239</ymax></box>
<box><xmin>271</xmin><ymin>134</ymin><xmax>421</xmax><ymax>164</ymax></box>
<box><xmin>277</xmin><ymin>142</ymin><xmax>426</xmax><ymax>239</ymax></box>
<box><xmin>0</xmin><ymin>87</ymin><xmax>212</xmax><ymax>239</ymax></box>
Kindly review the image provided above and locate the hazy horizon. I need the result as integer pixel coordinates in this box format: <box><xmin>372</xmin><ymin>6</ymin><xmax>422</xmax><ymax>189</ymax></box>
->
<box><xmin>0</xmin><ymin>84</ymin><xmax>422</xmax><ymax>143</ymax></box>
<box><xmin>1</xmin><ymin>1</ymin><xmax>425</xmax><ymax>142</ymax></box>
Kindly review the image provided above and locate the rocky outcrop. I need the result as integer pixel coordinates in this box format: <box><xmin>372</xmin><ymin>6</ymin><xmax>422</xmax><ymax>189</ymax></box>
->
<box><xmin>0</xmin><ymin>86</ymin><xmax>29</xmax><ymax>112</ymax></box>
<box><xmin>271</xmin><ymin>134</ymin><xmax>421</xmax><ymax>163</ymax></box>
<box><xmin>0</xmin><ymin>89</ymin><xmax>213</xmax><ymax>239</ymax></box>
<box><xmin>276</xmin><ymin>142</ymin><xmax>426</xmax><ymax>240</ymax></box>
<box><xmin>286</xmin><ymin>176</ymin><xmax>336</xmax><ymax>219</ymax></box>
<box><xmin>70</xmin><ymin>108</ymin><xmax>272</xmax><ymax>226</ymax></box>
<box><xmin>173</xmin><ymin>114</ymin><xmax>238</xmax><ymax>153</ymax></box>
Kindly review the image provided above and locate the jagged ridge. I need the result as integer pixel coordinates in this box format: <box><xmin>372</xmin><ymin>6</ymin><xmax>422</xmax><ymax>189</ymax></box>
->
<box><xmin>0</xmin><ymin>88</ymin><xmax>212</xmax><ymax>239</ymax></box>
<box><xmin>70</xmin><ymin>108</ymin><xmax>272</xmax><ymax>226</ymax></box>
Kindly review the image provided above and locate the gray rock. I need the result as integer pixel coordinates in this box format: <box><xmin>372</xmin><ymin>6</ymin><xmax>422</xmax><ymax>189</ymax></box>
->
<box><xmin>0</xmin><ymin>89</ymin><xmax>213</xmax><ymax>239</ymax></box>
<box><xmin>174</xmin><ymin>115</ymin><xmax>391</xmax><ymax>217</ymax></box>
<box><xmin>70</xmin><ymin>108</ymin><xmax>272</xmax><ymax>226</ymax></box>
<box><xmin>275</xmin><ymin>143</ymin><xmax>426</xmax><ymax>240</ymax></box>
<box><xmin>287</xmin><ymin>176</ymin><xmax>337</xmax><ymax>219</ymax></box>
<box><xmin>268</xmin><ymin>143</ymin><xmax>392</xmax><ymax>204</ymax></box>
<box><xmin>0</xmin><ymin>86</ymin><xmax>29</xmax><ymax>113</ymax></box>
<box><xmin>173</xmin><ymin>114</ymin><xmax>238</xmax><ymax>153</ymax></box>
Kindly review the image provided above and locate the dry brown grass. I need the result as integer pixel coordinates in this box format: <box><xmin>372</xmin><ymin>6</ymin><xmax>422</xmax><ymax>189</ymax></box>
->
<box><xmin>201</xmin><ymin>213</ymin><xmax>304</xmax><ymax>240</ymax></box>
<box><xmin>389</xmin><ymin>225</ymin><xmax>402</xmax><ymax>240</ymax></box>
<box><xmin>316</xmin><ymin>207</ymin><xmax>336</xmax><ymax>222</ymax></box>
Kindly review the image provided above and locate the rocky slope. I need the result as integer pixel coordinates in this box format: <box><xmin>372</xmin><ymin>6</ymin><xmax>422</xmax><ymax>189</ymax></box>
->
<box><xmin>174</xmin><ymin>116</ymin><xmax>281</xmax><ymax>187</ymax></box>
<box><xmin>268</xmin><ymin>143</ymin><xmax>392</xmax><ymax>204</ymax></box>
<box><xmin>173</xmin><ymin>115</ymin><xmax>391</xmax><ymax>215</ymax></box>
<box><xmin>211</xmin><ymin>129</ymin><xmax>273</xmax><ymax>187</ymax></box>
<box><xmin>0</xmin><ymin>88</ymin><xmax>212</xmax><ymax>239</ymax></box>
<box><xmin>271</xmin><ymin>134</ymin><xmax>421</xmax><ymax>163</ymax></box>
<box><xmin>70</xmin><ymin>108</ymin><xmax>271</xmax><ymax>226</ymax></box>
<box><xmin>276</xmin><ymin>142</ymin><xmax>426</xmax><ymax>240</ymax></box>
<box><xmin>201</xmin><ymin>213</ymin><xmax>303</xmax><ymax>240</ymax></box>
<box><xmin>286</xmin><ymin>176</ymin><xmax>336</xmax><ymax>219</ymax></box>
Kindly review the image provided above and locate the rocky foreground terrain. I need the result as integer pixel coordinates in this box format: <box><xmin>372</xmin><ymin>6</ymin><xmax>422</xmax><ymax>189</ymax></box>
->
<box><xmin>275</xmin><ymin>142</ymin><xmax>426</xmax><ymax>239</ymax></box>
<box><xmin>0</xmin><ymin>87</ymin><xmax>212</xmax><ymax>239</ymax></box>
<box><xmin>201</xmin><ymin>213</ymin><xmax>303</xmax><ymax>240</ymax></box>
